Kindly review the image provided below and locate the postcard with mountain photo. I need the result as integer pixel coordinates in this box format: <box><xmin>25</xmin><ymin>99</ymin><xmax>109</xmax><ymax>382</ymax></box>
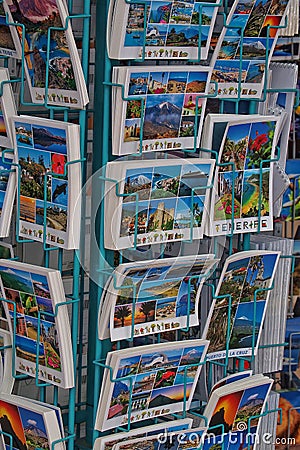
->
<box><xmin>113</xmin><ymin>65</ymin><xmax>212</xmax><ymax>155</ymax></box>
<box><xmin>2</xmin><ymin>0</ymin><xmax>88</xmax><ymax>108</ymax></box>
<box><xmin>110</xmin><ymin>255</ymin><xmax>218</xmax><ymax>340</ymax></box>
<box><xmin>104</xmin><ymin>158</ymin><xmax>215</xmax><ymax>250</ymax></box>
<box><xmin>210</xmin><ymin>0</ymin><xmax>291</xmax><ymax>99</ymax></box>
<box><xmin>13</xmin><ymin>115</ymin><xmax>81</xmax><ymax>249</ymax></box>
<box><xmin>203</xmin><ymin>375</ymin><xmax>273</xmax><ymax>450</ymax></box>
<box><xmin>108</xmin><ymin>0</ymin><xmax>220</xmax><ymax>61</ymax></box>
<box><xmin>203</xmin><ymin>250</ymin><xmax>280</xmax><ymax>360</ymax></box>
<box><xmin>95</xmin><ymin>339</ymin><xmax>209</xmax><ymax>431</ymax></box>
<box><xmin>0</xmin><ymin>259</ymin><xmax>74</xmax><ymax>388</ymax></box>
<box><xmin>207</xmin><ymin>116</ymin><xmax>280</xmax><ymax>237</ymax></box>
<box><xmin>0</xmin><ymin>393</ymin><xmax>65</xmax><ymax>450</ymax></box>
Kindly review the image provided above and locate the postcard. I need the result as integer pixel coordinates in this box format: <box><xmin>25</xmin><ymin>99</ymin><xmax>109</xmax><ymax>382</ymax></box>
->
<box><xmin>3</xmin><ymin>0</ymin><xmax>88</xmax><ymax>108</ymax></box>
<box><xmin>108</xmin><ymin>0</ymin><xmax>220</xmax><ymax>61</ymax></box>
<box><xmin>210</xmin><ymin>0</ymin><xmax>291</xmax><ymax>98</ymax></box>
<box><xmin>203</xmin><ymin>250</ymin><xmax>280</xmax><ymax>360</ymax></box>
<box><xmin>0</xmin><ymin>329</ymin><xmax>13</xmax><ymax>394</ymax></box>
<box><xmin>203</xmin><ymin>375</ymin><xmax>273</xmax><ymax>450</ymax></box>
<box><xmin>113</xmin><ymin>65</ymin><xmax>212</xmax><ymax>155</ymax></box>
<box><xmin>0</xmin><ymin>259</ymin><xmax>74</xmax><ymax>388</ymax></box>
<box><xmin>95</xmin><ymin>339</ymin><xmax>209</xmax><ymax>431</ymax></box>
<box><xmin>207</xmin><ymin>116</ymin><xmax>280</xmax><ymax>236</ymax></box>
<box><xmin>0</xmin><ymin>393</ymin><xmax>65</xmax><ymax>450</ymax></box>
<box><xmin>104</xmin><ymin>158</ymin><xmax>215</xmax><ymax>250</ymax></box>
<box><xmin>109</xmin><ymin>255</ymin><xmax>218</xmax><ymax>340</ymax></box>
<box><xmin>93</xmin><ymin>418</ymin><xmax>193</xmax><ymax>450</ymax></box>
<box><xmin>13</xmin><ymin>115</ymin><xmax>81</xmax><ymax>249</ymax></box>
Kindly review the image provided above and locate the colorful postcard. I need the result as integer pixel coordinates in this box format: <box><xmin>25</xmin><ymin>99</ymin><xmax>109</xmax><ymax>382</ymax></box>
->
<box><xmin>93</xmin><ymin>418</ymin><xmax>193</xmax><ymax>450</ymax></box>
<box><xmin>95</xmin><ymin>340</ymin><xmax>209</xmax><ymax>431</ymax></box>
<box><xmin>210</xmin><ymin>0</ymin><xmax>290</xmax><ymax>98</ymax></box>
<box><xmin>203</xmin><ymin>376</ymin><xmax>273</xmax><ymax>450</ymax></box>
<box><xmin>0</xmin><ymin>394</ymin><xmax>64</xmax><ymax>450</ymax></box>
<box><xmin>276</xmin><ymin>391</ymin><xmax>300</xmax><ymax>448</ymax></box>
<box><xmin>105</xmin><ymin>159</ymin><xmax>215</xmax><ymax>250</ymax></box>
<box><xmin>109</xmin><ymin>0</ymin><xmax>220</xmax><ymax>60</ymax></box>
<box><xmin>110</xmin><ymin>255</ymin><xmax>218</xmax><ymax>340</ymax></box>
<box><xmin>0</xmin><ymin>260</ymin><xmax>74</xmax><ymax>388</ymax></box>
<box><xmin>203</xmin><ymin>250</ymin><xmax>280</xmax><ymax>360</ymax></box>
<box><xmin>3</xmin><ymin>0</ymin><xmax>88</xmax><ymax>108</ymax></box>
<box><xmin>14</xmin><ymin>116</ymin><xmax>81</xmax><ymax>249</ymax></box>
<box><xmin>208</xmin><ymin>117</ymin><xmax>279</xmax><ymax>236</ymax></box>
<box><xmin>114</xmin><ymin>66</ymin><xmax>211</xmax><ymax>155</ymax></box>
<box><xmin>0</xmin><ymin>4</ymin><xmax>17</xmax><ymax>57</ymax></box>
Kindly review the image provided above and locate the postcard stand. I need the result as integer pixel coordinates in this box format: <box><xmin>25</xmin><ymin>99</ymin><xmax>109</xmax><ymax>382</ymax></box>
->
<box><xmin>0</xmin><ymin>1</ymin><xmax>91</xmax><ymax>450</ymax></box>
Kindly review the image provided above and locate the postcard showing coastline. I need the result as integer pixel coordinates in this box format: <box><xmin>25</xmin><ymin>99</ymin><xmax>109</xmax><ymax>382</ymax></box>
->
<box><xmin>203</xmin><ymin>375</ymin><xmax>273</xmax><ymax>450</ymax></box>
<box><xmin>95</xmin><ymin>340</ymin><xmax>209</xmax><ymax>430</ymax></box>
<box><xmin>93</xmin><ymin>418</ymin><xmax>193</xmax><ymax>450</ymax></box>
<box><xmin>207</xmin><ymin>117</ymin><xmax>280</xmax><ymax>236</ymax></box>
<box><xmin>13</xmin><ymin>116</ymin><xmax>81</xmax><ymax>249</ymax></box>
<box><xmin>104</xmin><ymin>158</ymin><xmax>215</xmax><ymax>250</ymax></box>
<box><xmin>0</xmin><ymin>260</ymin><xmax>74</xmax><ymax>387</ymax></box>
<box><xmin>110</xmin><ymin>0</ymin><xmax>220</xmax><ymax>61</ymax></box>
<box><xmin>0</xmin><ymin>393</ymin><xmax>64</xmax><ymax>450</ymax></box>
<box><xmin>203</xmin><ymin>250</ymin><xmax>280</xmax><ymax>360</ymax></box>
<box><xmin>210</xmin><ymin>0</ymin><xmax>291</xmax><ymax>99</ymax></box>
<box><xmin>110</xmin><ymin>255</ymin><xmax>218</xmax><ymax>341</ymax></box>
<box><xmin>3</xmin><ymin>0</ymin><xmax>88</xmax><ymax>108</ymax></box>
<box><xmin>115</xmin><ymin>66</ymin><xmax>212</xmax><ymax>155</ymax></box>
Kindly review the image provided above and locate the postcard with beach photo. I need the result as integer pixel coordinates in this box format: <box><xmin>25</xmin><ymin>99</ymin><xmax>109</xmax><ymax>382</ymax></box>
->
<box><xmin>3</xmin><ymin>0</ymin><xmax>88</xmax><ymax>108</ymax></box>
<box><xmin>113</xmin><ymin>65</ymin><xmax>212</xmax><ymax>155</ymax></box>
<box><xmin>13</xmin><ymin>115</ymin><xmax>81</xmax><ymax>249</ymax></box>
<box><xmin>95</xmin><ymin>339</ymin><xmax>209</xmax><ymax>431</ymax></box>
<box><xmin>0</xmin><ymin>259</ymin><xmax>74</xmax><ymax>388</ymax></box>
<box><xmin>108</xmin><ymin>0</ymin><xmax>220</xmax><ymax>61</ymax></box>
<box><xmin>207</xmin><ymin>116</ymin><xmax>280</xmax><ymax>236</ymax></box>
<box><xmin>104</xmin><ymin>158</ymin><xmax>215</xmax><ymax>250</ymax></box>
<box><xmin>203</xmin><ymin>250</ymin><xmax>280</xmax><ymax>360</ymax></box>
<box><xmin>210</xmin><ymin>0</ymin><xmax>291</xmax><ymax>98</ymax></box>
<box><xmin>109</xmin><ymin>255</ymin><xmax>218</xmax><ymax>340</ymax></box>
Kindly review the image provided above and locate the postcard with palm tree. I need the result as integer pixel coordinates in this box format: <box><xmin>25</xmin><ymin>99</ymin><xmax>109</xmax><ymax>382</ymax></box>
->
<box><xmin>208</xmin><ymin>116</ymin><xmax>280</xmax><ymax>236</ymax></box>
<box><xmin>109</xmin><ymin>255</ymin><xmax>218</xmax><ymax>340</ymax></box>
<box><xmin>108</xmin><ymin>0</ymin><xmax>220</xmax><ymax>61</ymax></box>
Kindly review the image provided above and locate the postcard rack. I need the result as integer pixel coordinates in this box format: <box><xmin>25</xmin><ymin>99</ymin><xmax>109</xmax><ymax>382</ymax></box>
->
<box><xmin>0</xmin><ymin>0</ymin><xmax>92</xmax><ymax>449</ymax></box>
<box><xmin>84</xmin><ymin>1</ymin><xmax>299</xmax><ymax>449</ymax></box>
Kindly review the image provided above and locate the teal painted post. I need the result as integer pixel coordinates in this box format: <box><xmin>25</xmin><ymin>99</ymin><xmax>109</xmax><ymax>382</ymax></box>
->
<box><xmin>86</xmin><ymin>0</ymin><xmax>113</xmax><ymax>445</ymax></box>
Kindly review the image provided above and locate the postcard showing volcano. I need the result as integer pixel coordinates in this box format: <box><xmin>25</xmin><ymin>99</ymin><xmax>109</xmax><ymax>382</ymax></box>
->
<box><xmin>203</xmin><ymin>251</ymin><xmax>280</xmax><ymax>360</ymax></box>
<box><xmin>95</xmin><ymin>340</ymin><xmax>209</xmax><ymax>431</ymax></box>
<box><xmin>114</xmin><ymin>66</ymin><xmax>212</xmax><ymax>155</ymax></box>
